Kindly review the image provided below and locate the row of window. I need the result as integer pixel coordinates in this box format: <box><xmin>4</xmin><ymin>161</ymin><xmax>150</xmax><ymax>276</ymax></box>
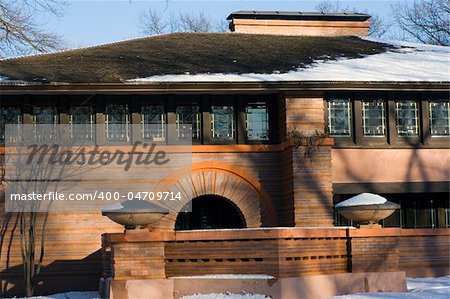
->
<box><xmin>327</xmin><ymin>99</ymin><xmax>449</xmax><ymax>138</ymax></box>
<box><xmin>0</xmin><ymin>103</ymin><xmax>270</xmax><ymax>143</ymax></box>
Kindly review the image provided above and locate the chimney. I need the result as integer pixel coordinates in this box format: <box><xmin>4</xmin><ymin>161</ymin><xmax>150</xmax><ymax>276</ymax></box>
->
<box><xmin>227</xmin><ymin>11</ymin><xmax>371</xmax><ymax>37</ymax></box>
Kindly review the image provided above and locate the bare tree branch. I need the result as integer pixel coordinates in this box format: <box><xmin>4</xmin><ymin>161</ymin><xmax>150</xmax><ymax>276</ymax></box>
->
<box><xmin>138</xmin><ymin>7</ymin><xmax>167</xmax><ymax>35</ymax></box>
<box><xmin>0</xmin><ymin>0</ymin><xmax>67</xmax><ymax>58</ymax></box>
<box><xmin>139</xmin><ymin>7</ymin><xmax>226</xmax><ymax>35</ymax></box>
<box><xmin>392</xmin><ymin>0</ymin><xmax>450</xmax><ymax>45</ymax></box>
<box><xmin>315</xmin><ymin>0</ymin><xmax>389</xmax><ymax>38</ymax></box>
<box><xmin>368</xmin><ymin>14</ymin><xmax>389</xmax><ymax>38</ymax></box>
<box><xmin>315</xmin><ymin>0</ymin><xmax>344</xmax><ymax>13</ymax></box>
<box><xmin>177</xmin><ymin>11</ymin><xmax>212</xmax><ymax>32</ymax></box>
<box><xmin>215</xmin><ymin>19</ymin><xmax>230</xmax><ymax>33</ymax></box>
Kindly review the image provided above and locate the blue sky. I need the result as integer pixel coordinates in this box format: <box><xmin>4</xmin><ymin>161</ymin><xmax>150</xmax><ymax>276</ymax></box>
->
<box><xmin>45</xmin><ymin>1</ymin><xmax>402</xmax><ymax>49</ymax></box>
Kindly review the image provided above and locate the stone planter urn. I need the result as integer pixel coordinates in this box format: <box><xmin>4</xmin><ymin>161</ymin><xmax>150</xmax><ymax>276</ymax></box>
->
<box><xmin>335</xmin><ymin>193</ymin><xmax>400</xmax><ymax>228</ymax></box>
<box><xmin>102</xmin><ymin>200</ymin><xmax>169</xmax><ymax>229</ymax></box>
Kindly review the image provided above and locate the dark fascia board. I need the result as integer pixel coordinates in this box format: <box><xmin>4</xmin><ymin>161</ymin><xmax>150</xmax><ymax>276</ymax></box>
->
<box><xmin>0</xmin><ymin>81</ymin><xmax>449</xmax><ymax>94</ymax></box>
<box><xmin>226</xmin><ymin>11</ymin><xmax>371</xmax><ymax>22</ymax></box>
<box><xmin>333</xmin><ymin>181</ymin><xmax>450</xmax><ymax>194</ymax></box>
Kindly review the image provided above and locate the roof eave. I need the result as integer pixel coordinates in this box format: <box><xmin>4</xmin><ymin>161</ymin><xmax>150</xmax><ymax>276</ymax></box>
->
<box><xmin>1</xmin><ymin>81</ymin><xmax>449</xmax><ymax>94</ymax></box>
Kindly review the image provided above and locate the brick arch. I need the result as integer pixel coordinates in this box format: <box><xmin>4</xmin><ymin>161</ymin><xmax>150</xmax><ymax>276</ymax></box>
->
<box><xmin>152</xmin><ymin>162</ymin><xmax>277</xmax><ymax>230</ymax></box>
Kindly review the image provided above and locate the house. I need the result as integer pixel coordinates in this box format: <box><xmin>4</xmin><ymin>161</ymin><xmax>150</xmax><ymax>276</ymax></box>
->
<box><xmin>0</xmin><ymin>11</ymin><xmax>449</xmax><ymax>298</ymax></box>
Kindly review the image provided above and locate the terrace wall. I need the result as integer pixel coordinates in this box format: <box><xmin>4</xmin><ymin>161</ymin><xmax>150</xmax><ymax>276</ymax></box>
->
<box><xmin>103</xmin><ymin>228</ymin><xmax>450</xmax><ymax>281</ymax></box>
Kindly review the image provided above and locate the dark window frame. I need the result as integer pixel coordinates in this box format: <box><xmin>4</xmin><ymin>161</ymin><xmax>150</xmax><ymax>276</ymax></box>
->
<box><xmin>355</xmin><ymin>92</ymin><xmax>389</xmax><ymax>147</ymax></box>
<box><xmin>424</xmin><ymin>98</ymin><xmax>450</xmax><ymax>140</ymax></box>
<box><xmin>0</xmin><ymin>106</ymin><xmax>22</xmax><ymax>142</ymax></box>
<box><xmin>326</xmin><ymin>92</ymin><xmax>449</xmax><ymax>148</ymax></box>
<box><xmin>325</xmin><ymin>95</ymin><xmax>354</xmax><ymax>146</ymax></box>
<box><xmin>136</xmin><ymin>96</ymin><xmax>167</xmax><ymax>145</ymax></box>
<box><xmin>69</xmin><ymin>105</ymin><xmax>95</xmax><ymax>142</ymax></box>
<box><xmin>141</xmin><ymin>105</ymin><xmax>167</xmax><ymax>142</ymax></box>
<box><xmin>244</xmin><ymin>100</ymin><xmax>271</xmax><ymax>144</ymax></box>
<box><xmin>32</xmin><ymin>103</ymin><xmax>59</xmax><ymax>141</ymax></box>
<box><xmin>174</xmin><ymin>96</ymin><xmax>202</xmax><ymax>145</ymax></box>
<box><xmin>67</xmin><ymin>95</ymin><xmax>97</xmax><ymax>142</ymax></box>
<box><xmin>393</xmin><ymin>99</ymin><xmax>421</xmax><ymax>141</ymax></box>
<box><xmin>209</xmin><ymin>96</ymin><xmax>238</xmax><ymax>145</ymax></box>
<box><xmin>104</xmin><ymin>100</ymin><xmax>131</xmax><ymax>144</ymax></box>
<box><xmin>0</xmin><ymin>94</ymin><xmax>280</xmax><ymax>146</ymax></box>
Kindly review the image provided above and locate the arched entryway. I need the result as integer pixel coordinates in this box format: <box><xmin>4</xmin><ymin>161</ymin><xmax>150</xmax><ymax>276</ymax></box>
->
<box><xmin>151</xmin><ymin>162</ymin><xmax>278</xmax><ymax>230</ymax></box>
<box><xmin>175</xmin><ymin>195</ymin><xmax>246</xmax><ymax>230</ymax></box>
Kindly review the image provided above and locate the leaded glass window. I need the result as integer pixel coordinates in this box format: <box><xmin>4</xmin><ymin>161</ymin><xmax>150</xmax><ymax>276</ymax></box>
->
<box><xmin>69</xmin><ymin>106</ymin><xmax>94</xmax><ymax>140</ymax></box>
<box><xmin>0</xmin><ymin>107</ymin><xmax>21</xmax><ymax>141</ymax></box>
<box><xmin>362</xmin><ymin>100</ymin><xmax>386</xmax><ymax>137</ymax></box>
<box><xmin>211</xmin><ymin>105</ymin><xmax>235</xmax><ymax>141</ymax></box>
<box><xmin>246</xmin><ymin>103</ymin><xmax>269</xmax><ymax>141</ymax></box>
<box><xmin>396</xmin><ymin>101</ymin><xmax>418</xmax><ymax>136</ymax></box>
<box><xmin>106</xmin><ymin>104</ymin><xmax>129</xmax><ymax>141</ymax></box>
<box><xmin>327</xmin><ymin>99</ymin><xmax>351</xmax><ymax>137</ymax></box>
<box><xmin>33</xmin><ymin>107</ymin><xmax>58</xmax><ymax>141</ymax></box>
<box><xmin>429</xmin><ymin>100</ymin><xmax>450</xmax><ymax>136</ymax></box>
<box><xmin>141</xmin><ymin>105</ymin><xmax>165</xmax><ymax>141</ymax></box>
<box><xmin>176</xmin><ymin>105</ymin><xmax>200</xmax><ymax>141</ymax></box>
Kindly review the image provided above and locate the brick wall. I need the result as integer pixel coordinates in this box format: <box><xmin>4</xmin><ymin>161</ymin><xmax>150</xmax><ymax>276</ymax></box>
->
<box><xmin>282</xmin><ymin>95</ymin><xmax>334</xmax><ymax>227</ymax></box>
<box><xmin>102</xmin><ymin>228</ymin><xmax>450</xmax><ymax>281</ymax></box>
<box><xmin>104</xmin><ymin>229</ymin><xmax>349</xmax><ymax>280</ymax></box>
<box><xmin>351</xmin><ymin>236</ymin><xmax>400</xmax><ymax>272</ymax></box>
<box><xmin>349</xmin><ymin>228</ymin><xmax>450</xmax><ymax>277</ymax></box>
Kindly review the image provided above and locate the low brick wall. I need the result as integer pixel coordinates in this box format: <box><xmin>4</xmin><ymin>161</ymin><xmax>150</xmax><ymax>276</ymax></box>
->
<box><xmin>349</xmin><ymin>228</ymin><xmax>450</xmax><ymax>277</ymax></box>
<box><xmin>102</xmin><ymin>228</ymin><xmax>450</xmax><ymax>281</ymax></box>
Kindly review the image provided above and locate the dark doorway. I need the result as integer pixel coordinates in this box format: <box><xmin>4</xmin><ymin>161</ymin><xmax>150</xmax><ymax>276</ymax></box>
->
<box><xmin>175</xmin><ymin>195</ymin><xmax>246</xmax><ymax>230</ymax></box>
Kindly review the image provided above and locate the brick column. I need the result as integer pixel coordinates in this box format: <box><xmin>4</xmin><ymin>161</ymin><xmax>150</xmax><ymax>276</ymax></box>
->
<box><xmin>291</xmin><ymin>142</ymin><xmax>334</xmax><ymax>227</ymax></box>
<box><xmin>102</xmin><ymin>233</ymin><xmax>166</xmax><ymax>280</ymax></box>
<box><xmin>282</xmin><ymin>95</ymin><xmax>334</xmax><ymax>227</ymax></box>
<box><xmin>350</xmin><ymin>229</ymin><xmax>400</xmax><ymax>273</ymax></box>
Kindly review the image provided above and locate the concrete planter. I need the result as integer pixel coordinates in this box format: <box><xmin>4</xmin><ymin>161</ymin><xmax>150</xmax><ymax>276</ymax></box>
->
<box><xmin>335</xmin><ymin>201</ymin><xmax>400</xmax><ymax>226</ymax></box>
<box><xmin>102</xmin><ymin>200</ymin><xmax>169</xmax><ymax>229</ymax></box>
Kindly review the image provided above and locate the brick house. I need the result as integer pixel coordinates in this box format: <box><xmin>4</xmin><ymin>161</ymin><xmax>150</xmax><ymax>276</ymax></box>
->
<box><xmin>0</xmin><ymin>11</ymin><xmax>449</xmax><ymax>297</ymax></box>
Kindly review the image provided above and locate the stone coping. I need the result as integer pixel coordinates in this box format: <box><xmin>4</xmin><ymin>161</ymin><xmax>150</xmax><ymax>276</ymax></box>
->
<box><xmin>103</xmin><ymin>227</ymin><xmax>450</xmax><ymax>243</ymax></box>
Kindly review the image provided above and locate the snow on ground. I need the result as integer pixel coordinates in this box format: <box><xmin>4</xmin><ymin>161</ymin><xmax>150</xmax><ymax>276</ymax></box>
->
<box><xmin>331</xmin><ymin>276</ymin><xmax>450</xmax><ymax>299</ymax></box>
<box><xmin>180</xmin><ymin>293</ymin><xmax>270</xmax><ymax>299</ymax></box>
<box><xmin>10</xmin><ymin>276</ymin><xmax>450</xmax><ymax>299</ymax></box>
<box><xmin>335</xmin><ymin>193</ymin><xmax>387</xmax><ymax>207</ymax></box>
<box><xmin>127</xmin><ymin>39</ymin><xmax>450</xmax><ymax>83</ymax></box>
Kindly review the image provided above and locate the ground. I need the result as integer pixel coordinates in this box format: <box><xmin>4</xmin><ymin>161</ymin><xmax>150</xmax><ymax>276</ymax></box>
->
<box><xmin>13</xmin><ymin>276</ymin><xmax>450</xmax><ymax>299</ymax></box>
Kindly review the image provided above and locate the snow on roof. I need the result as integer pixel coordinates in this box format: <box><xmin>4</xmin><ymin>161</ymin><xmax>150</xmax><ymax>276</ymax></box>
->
<box><xmin>127</xmin><ymin>38</ymin><xmax>450</xmax><ymax>83</ymax></box>
<box><xmin>335</xmin><ymin>193</ymin><xmax>387</xmax><ymax>208</ymax></box>
<box><xmin>0</xmin><ymin>33</ymin><xmax>388</xmax><ymax>84</ymax></box>
<box><xmin>0</xmin><ymin>34</ymin><xmax>448</xmax><ymax>85</ymax></box>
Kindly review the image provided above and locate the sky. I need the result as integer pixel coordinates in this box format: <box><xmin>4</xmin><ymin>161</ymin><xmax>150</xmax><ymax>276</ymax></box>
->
<box><xmin>43</xmin><ymin>0</ymin><xmax>403</xmax><ymax>49</ymax></box>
